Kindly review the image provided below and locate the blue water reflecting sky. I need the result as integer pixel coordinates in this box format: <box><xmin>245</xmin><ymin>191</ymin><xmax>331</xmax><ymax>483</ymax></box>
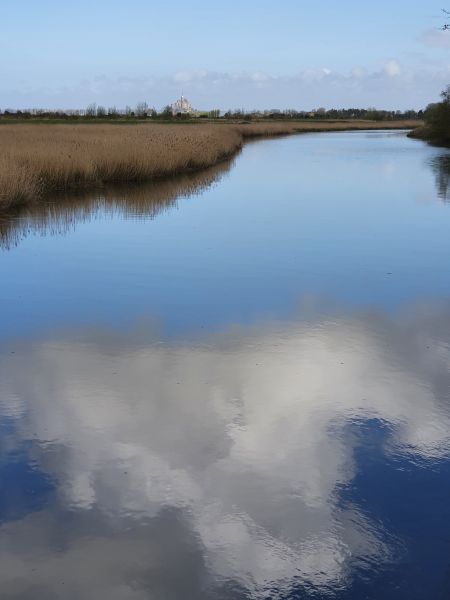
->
<box><xmin>1</xmin><ymin>131</ymin><xmax>450</xmax><ymax>599</ymax></box>
<box><xmin>1</xmin><ymin>131</ymin><xmax>450</xmax><ymax>341</ymax></box>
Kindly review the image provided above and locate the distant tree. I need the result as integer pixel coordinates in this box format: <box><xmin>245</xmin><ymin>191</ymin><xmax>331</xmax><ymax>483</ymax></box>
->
<box><xmin>135</xmin><ymin>101</ymin><xmax>149</xmax><ymax>118</ymax></box>
<box><xmin>365</xmin><ymin>108</ymin><xmax>385</xmax><ymax>121</ymax></box>
<box><xmin>443</xmin><ymin>9</ymin><xmax>450</xmax><ymax>29</ymax></box>
<box><xmin>86</xmin><ymin>103</ymin><xmax>96</xmax><ymax>117</ymax></box>
<box><xmin>441</xmin><ymin>84</ymin><xmax>450</xmax><ymax>104</ymax></box>
<box><xmin>160</xmin><ymin>105</ymin><xmax>173</xmax><ymax>119</ymax></box>
<box><xmin>96</xmin><ymin>105</ymin><xmax>106</xmax><ymax>117</ymax></box>
<box><xmin>424</xmin><ymin>87</ymin><xmax>450</xmax><ymax>142</ymax></box>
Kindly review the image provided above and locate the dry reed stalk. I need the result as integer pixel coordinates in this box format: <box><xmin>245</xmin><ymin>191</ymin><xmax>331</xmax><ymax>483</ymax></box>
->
<box><xmin>0</xmin><ymin>121</ymin><xmax>421</xmax><ymax>210</ymax></box>
<box><xmin>0</xmin><ymin>158</ymin><xmax>235</xmax><ymax>249</ymax></box>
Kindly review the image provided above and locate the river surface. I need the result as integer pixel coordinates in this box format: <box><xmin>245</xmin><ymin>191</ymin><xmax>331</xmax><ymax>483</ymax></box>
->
<box><xmin>1</xmin><ymin>130</ymin><xmax>450</xmax><ymax>599</ymax></box>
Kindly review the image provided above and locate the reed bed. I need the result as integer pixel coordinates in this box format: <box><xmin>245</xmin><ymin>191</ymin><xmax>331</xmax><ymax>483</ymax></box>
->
<box><xmin>0</xmin><ymin>120</ymin><xmax>421</xmax><ymax>210</ymax></box>
<box><xmin>0</xmin><ymin>158</ymin><xmax>234</xmax><ymax>249</ymax></box>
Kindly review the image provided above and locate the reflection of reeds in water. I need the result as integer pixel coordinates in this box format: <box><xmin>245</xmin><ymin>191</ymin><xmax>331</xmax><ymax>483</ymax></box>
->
<box><xmin>0</xmin><ymin>157</ymin><xmax>234</xmax><ymax>250</ymax></box>
<box><xmin>430</xmin><ymin>154</ymin><xmax>450</xmax><ymax>203</ymax></box>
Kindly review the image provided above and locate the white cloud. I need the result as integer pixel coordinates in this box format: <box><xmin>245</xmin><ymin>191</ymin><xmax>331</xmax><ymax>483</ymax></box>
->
<box><xmin>301</xmin><ymin>67</ymin><xmax>333</xmax><ymax>82</ymax></box>
<box><xmin>383</xmin><ymin>59</ymin><xmax>401</xmax><ymax>77</ymax></box>
<box><xmin>350</xmin><ymin>66</ymin><xmax>366</xmax><ymax>78</ymax></box>
<box><xmin>0</xmin><ymin>60</ymin><xmax>446</xmax><ymax>110</ymax></box>
<box><xmin>173</xmin><ymin>69</ymin><xmax>209</xmax><ymax>84</ymax></box>
<box><xmin>250</xmin><ymin>71</ymin><xmax>269</xmax><ymax>83</ymax></box>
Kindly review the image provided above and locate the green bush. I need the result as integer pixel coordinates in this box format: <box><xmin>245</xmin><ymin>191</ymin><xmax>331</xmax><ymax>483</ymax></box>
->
<box><xmin>425</xmin><ymin>87</ymin><xmax>450</xmax><ymax>142</ymax></box>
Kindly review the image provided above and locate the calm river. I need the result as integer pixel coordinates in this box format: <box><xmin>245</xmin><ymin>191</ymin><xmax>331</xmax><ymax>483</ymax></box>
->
<box><xmin>1</xmin><ymin>130</ymin><xmax>450</xmax><ymax>599</ymax></box>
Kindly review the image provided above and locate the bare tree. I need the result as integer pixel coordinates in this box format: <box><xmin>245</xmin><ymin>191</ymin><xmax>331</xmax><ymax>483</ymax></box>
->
<box><xmin>85</xmin><ymin>103</ymin><xmax>96</xmax><ymax>117</ymax></box>
<box><xmin>135</xmin><ymin>102</ymin><xmax>149</xmax><ymax>118</ymax></box>
<box><xmin>442</xmin><ymin>9</ymin><xmax>450</xmax><ymax>30</ymax></box>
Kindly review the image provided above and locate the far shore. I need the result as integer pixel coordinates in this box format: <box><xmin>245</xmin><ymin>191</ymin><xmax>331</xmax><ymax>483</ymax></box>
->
<box><xmin>0</xmin><ymin>120</ymin><xmax>422</xmax><ymax>212</ymax></box>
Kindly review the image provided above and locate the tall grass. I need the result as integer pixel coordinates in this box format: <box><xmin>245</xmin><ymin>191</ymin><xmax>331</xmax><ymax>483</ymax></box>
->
<box><xmin>0</xmin><ymin>158</ymin><xmax>234</xmax><ymax>249</ymax></box>
<box><xmin>0</xmin><ymin>120</ymin><xmax>421</xmax><ymax>210</ymax></box>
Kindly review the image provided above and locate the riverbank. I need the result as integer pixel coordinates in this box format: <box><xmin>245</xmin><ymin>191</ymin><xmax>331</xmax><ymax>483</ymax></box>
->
<box><xmin>407</xmin><ymin>125</ymin><xmax>450</xmax><ymax>147</ymax></box>
<box><xmin>0</xmin><ymin>120</ymin><xmax>421</xmax><ymax>211</ymax></box>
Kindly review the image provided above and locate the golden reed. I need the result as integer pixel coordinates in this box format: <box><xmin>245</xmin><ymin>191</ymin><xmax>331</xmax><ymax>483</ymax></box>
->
<box><xmin>0</xmin><ymin>120</ymin><xmax>421</xmax><ymax>210</ymax></box>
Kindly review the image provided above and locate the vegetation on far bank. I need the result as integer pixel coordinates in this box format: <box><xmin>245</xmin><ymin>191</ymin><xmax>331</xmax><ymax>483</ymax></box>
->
<box><xmin>0</xmin><ymin>120</ymin><xmax>421</xmax><ymax>211</ymax></box>
<box><xmin>0</xmin><ymin>104</ymin><xmax>422</xmax><ymax>123</ymax></box>
<box><xmin>409</xmin><ymin>86</ymin><xmax>450</xmax><ymax>146</ymax></box>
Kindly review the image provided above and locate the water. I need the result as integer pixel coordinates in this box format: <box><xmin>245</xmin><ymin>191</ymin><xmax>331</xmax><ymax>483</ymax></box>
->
<box><xmin>1</xmin><ymin>130</ymin><xmax>450</xmax><ymax>599</ymax></box>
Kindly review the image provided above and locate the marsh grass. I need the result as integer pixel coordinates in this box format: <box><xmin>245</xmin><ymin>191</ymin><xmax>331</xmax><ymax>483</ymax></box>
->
<box><xmin>0</xmin><ymin>120</ymin><xmax>421</xmax><ymax>210</ymax></box>
<box><xmin>0</xmin><ymin>158</ymin><xmax>234</xmax><ymax>249</ymax></box>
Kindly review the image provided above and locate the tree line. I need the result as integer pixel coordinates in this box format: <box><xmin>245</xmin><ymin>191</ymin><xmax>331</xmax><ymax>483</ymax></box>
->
<box><xmin>0</xmin><ymin>104</ymin><xmax>422</xmax><ymax>122</ymax></box>
<box><xmin>0</xmin><ymin>102</ymin><xmax>220</xmax><ymax>120</ymax></box>
<box><xmin>223</xmin><ymin>108</ymin><xmax>422</xmax><ymax>121</ymax></box>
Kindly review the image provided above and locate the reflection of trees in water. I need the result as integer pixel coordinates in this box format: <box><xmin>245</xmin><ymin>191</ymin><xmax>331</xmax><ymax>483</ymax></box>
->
<box><xmin>0</xmin><ymin>158</ymin><xmax>235</xmax><ymax>250</ymax></box>
<box><xmin>430</xmin><ymin>154</ymin><xmax>450</xmax><ymax>203</ymax></box>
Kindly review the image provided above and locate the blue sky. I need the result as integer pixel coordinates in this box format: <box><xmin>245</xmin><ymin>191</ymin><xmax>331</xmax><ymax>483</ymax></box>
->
<box><xmin>1</xmin><ymin>0</ymin><xmax>450</xmax><ymax>110</ymax></box>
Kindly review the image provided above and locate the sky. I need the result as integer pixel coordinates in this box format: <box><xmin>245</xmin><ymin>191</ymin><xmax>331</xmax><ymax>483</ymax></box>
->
<box><xmin>1</xmin><ymin>0</ymin><xmax>450</xmax><ymax>111</ymax></box>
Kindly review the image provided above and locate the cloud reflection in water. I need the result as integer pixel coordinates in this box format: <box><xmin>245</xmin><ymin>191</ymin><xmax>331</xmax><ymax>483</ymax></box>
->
<box><xmin>0</xmin><ymin>305</ymin><xmax>450</xmax><ymax>598</ymax></box>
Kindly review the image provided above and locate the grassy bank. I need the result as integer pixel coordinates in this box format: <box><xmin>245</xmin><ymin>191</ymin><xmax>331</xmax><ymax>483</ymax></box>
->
<box><xmin>0</xmin><ymin>120</ymin><xmax>421</xmax><ymax>211</ymax></box>
<box><xmin>0</xmin><ymin>160</ymin><xmax>237</xmax><ymax>249</ymax></box>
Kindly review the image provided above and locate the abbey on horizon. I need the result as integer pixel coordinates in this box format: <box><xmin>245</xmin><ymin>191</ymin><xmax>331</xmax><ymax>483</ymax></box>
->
<box><xmin>171</xmin><ymin>95</ymin><xmax>194</xmax><ymax>116</ymax></box>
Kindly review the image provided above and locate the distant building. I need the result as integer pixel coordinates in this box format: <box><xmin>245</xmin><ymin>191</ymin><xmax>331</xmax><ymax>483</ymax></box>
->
<box><xmin>171</xmin><ymin>95</ymin><xmax>194</xmax><ymax>116</ymax></box>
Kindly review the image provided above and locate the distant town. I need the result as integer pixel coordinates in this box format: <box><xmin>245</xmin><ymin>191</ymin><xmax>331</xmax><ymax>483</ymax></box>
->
<box><xmin>0</xmin><ymin>95</ymin><xmax>423</xmax><ymax>121</ymax></box>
